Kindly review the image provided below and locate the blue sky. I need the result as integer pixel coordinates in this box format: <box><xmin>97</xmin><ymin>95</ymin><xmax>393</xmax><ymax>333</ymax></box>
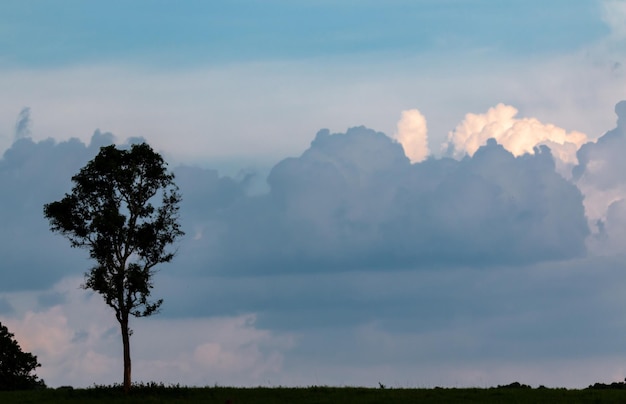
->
<box><xmin>1</xmin><ymin>0</ymin><xmax>626</xmax><ymax>389</ymax></box>
<box><xmin>1</xmin><ymin>0</ymin><xmax>622</xmax><ymax>168</ymax></box>
<box><xmin>0</xmin><ymin>1</ymin><xmax>609</xmax><ymax>67</ymax></box>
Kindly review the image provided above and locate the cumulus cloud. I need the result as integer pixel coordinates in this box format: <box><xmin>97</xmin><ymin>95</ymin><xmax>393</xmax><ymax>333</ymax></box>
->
<box><xmin>435</xmin><ymin>99</ymin><xmax>626</xmax><ymax>257</ymax></box>
<box><xmin>393</xmin><ymin>109</ymin><xmax>429</xmax><ymax>163</ymax></box>
<box><xmin>0</xmin><ymin>117</ymin><xmax>593</xmax><ymax>284</ymax></box>
<box><xmin>443</xmin><ymin>103</ymin><xmax>589</xmax><ymax>177</ymax></box>
<box><xmin>198</xmin><ymin>127</ymin><xmax>588</xmax><ymax>275</ymax></box>
<box><xmin>0</xmin><ymin>123</ymin><xmax>588</xmax><ymax>287</ymax></box>
<box><xmin>1</xmin><ymin>1</ymin><xmax>626</xmax><ymax>390</ymax></box>
<box><xmin>0</xmin><ymin>115</ymin><xmax>616</xmax><ymax>388</ymax></box>
<box><xmin>573</xmin><ymin>100</ymin><xmax>626</xmax><ymax>253</ymax></box>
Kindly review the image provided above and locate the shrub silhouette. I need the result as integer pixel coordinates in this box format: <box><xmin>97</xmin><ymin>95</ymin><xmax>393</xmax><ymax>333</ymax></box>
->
<box><xmin>0</xmin><ymin>322</ymin><xmax>45</xmax><ymax>390</ymax></box>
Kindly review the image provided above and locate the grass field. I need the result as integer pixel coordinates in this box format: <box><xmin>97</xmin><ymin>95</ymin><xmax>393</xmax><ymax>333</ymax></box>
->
<box><xmin>2</xmin><ymin>384</ymin><xmax>626</xmax><ymax>403</ymax></box>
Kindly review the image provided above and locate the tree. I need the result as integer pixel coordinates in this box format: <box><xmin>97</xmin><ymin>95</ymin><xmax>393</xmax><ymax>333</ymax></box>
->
<box><xmin>0</xmin><ymin>322</ymin><xmax>45</xmax><ymax>390</ymax></box>
<box><xmin>43</xmin><ymin>143</ymin><xmax>184</xmax><ymax>393</ymax></box>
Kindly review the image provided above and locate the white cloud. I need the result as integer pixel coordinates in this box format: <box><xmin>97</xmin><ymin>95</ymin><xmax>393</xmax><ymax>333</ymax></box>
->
<box><xmin>443</xmin><ymin>103</ymin><xmax>589</xmax><ymax>177</ymax></box>
<box><xmin>393</xmin><ymin>109</ymin><xmax>429</xmax><ymax>163</ymax></box>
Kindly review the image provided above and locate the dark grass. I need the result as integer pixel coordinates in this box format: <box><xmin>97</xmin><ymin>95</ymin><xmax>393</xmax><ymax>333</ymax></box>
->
<box><xmin>2</xmin><ymin>383</ymin><xmax>626</xmax><ymax>403</ymax></box>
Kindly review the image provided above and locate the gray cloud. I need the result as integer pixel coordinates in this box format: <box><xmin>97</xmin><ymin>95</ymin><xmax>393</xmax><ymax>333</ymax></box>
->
<box><xmin>573</xmin><ymin>100</ymin><xmax>626</xmax><ymax>187</ymax></box>
<box><xmin>36</xmin><ymin>291</ymin><xmax>66</xmax><ymax>309</ymax></box>
<box><xmin>0</xmin><ymin>297</ymin><xmax>14</xmax><ymax>314</ymax></box>
<box><xmin>572</xmin><ymin>100</ymin><xmax>626</xmax><ymax>253</ymax></box>
<box><xmin>14</xmin><ymin>107</ymin><xmax>32</xmax><ymax>140</ymax></box>
<box><xmin>0</xmin><ymin>124</ymin><xmax>590</xmax><ymax>292</ymax></box>
<box><xmin>197</xmin><ymin>127</ymin><xmax>588</xmax><ymax>275</ymax></box>
<box><xmin>0</xmin><ymin>131</ymin><xmax>123</xmax><ymax>290</ymax></box>
<box><xmin>152</xmin><ymin>255</ymin><xmax>626</xmax><ymax>377</ymax></box>
<box><xmin>0</xmin><ymin>110</ymin><xmax>624</xmax><ymax>388</ymax></box>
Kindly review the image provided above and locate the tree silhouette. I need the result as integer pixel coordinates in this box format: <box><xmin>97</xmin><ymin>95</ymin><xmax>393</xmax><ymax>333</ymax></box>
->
<box><xmin>43</xmin><ymin>143</ymin><xmax>184</xmax><ymax>393</ymax></box>
<box><xmin>0</xmin><ymin>322</ymin><xmax>45</xmax><ymax>390</ymax></box>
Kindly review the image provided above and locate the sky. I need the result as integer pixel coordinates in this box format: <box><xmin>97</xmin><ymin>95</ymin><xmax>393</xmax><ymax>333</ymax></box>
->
<box><xmin>1</xmin><ymin>0</ymin><xmax>626</xmax><ymax>389</ymax></box>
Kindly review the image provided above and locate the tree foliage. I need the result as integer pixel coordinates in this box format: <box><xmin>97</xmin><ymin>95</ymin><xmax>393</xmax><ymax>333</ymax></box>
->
<box><xmin>0</xmin><ymin>322</ymin><xmax>45</xmax><ymax>390</ymax></box>
<box><xmin>43</xmin><ymin>142</ymin><xmax>184</xmax><ymax>392</ymax></box>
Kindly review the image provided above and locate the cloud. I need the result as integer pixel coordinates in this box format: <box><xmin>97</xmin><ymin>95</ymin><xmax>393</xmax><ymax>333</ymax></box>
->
<box><xmin>0</xmin><ymin>297</ymin><xmax>14</xmax><ymax>314</ymax></box>
<box><xmin>393</xmin><ymin>109</ymin><xmax>429</xmax><ymax>163</ymax></box>
<box><xmin>1</xmin><ymin>1</ymin><xmax>625</xmax><ymax>390</ymax></box>
<box><xmin>0</xmin><ymin>130</ymin><xmax>149</xmax><ymax>291</ymax></box>
<box><xmin>602</xmin><ymin>0</ymin><xmax>626</xmax><ymax>40</ymax></box>
<box><xmin>589</xmin><ymin>198</ymin><xmax>626</xmax><ymax>253</ymax></box>
<box><xmin>0</xmin><ymin>277</ymin><xmax>294</xmax><ymax>387</ymax></box>
<box><xmin>197</xmin><ymin>126</ymin><xmax>588</xmax><ymax>276</ymax></box>
<box><xmin>5</xmin><ymin>255</ymin><xmax>626</xmax><ymax>389</ymax></box>
<box><xmin>438</xmin><ymin>100</ymin><xmax>626</xmax><ymax>256</ymax></box>
<box><xmin>0</xmin><ymin>281</ymin><xmax>118</xmax><ymax>386</ymax></box>
<box><xmin>14</xmin><ymin>107</ymin><xmax>32</xmax><ymax>140</ymax></box>
<box><xmin>0</xmin><ymin>108</ymin><xmax>618</xmax><ymax>389</ymax></box>
<box><xmin>206</xmin><ymin>256</ymin><xmax>626</xmax><ymax>389</ymax></box>
<box><xmin>572</xmin><ymin>100</ymin><xmax>626</xmax><ymax>252</ymax></box>
<box><xmin>0</xmin><ymin>122</ymin><xmax>588</xmax><ymax>291</ymax></box>
<box><xmin>443</xmin><ymin>103</ymin><xmax>589</xmax><ymax>178</ymax></box>
<box><xmin>2</xmin><ymin>39</ymin><xmax>622</xmax><ymax>166</ymax></box>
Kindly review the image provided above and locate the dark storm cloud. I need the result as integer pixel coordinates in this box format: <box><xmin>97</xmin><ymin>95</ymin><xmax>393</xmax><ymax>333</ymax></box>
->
<box><xmin>0</xmin><ymin>123</ymin><xmax>588</xmax><ymax>292</ymax></box>
<box><xmin>152</xmin><ymin>124</ymin><xmax>593</xmax><ymax>351</ymax></box>
<box><xmin>0</xmin><ymin>112</ymin><xmax>620</xmax><ymax>388</ymax></box>
<box><xmin>193</xmin><ymin>127</ymin><xmax>588</xmax><ymax>276</ymax></box>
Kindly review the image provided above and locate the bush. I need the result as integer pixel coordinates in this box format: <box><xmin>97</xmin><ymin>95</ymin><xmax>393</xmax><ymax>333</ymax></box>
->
<box><xmin>0</xmin><ymin>322</ymin><xmax>45</xmax><ymax>390</ymax></box>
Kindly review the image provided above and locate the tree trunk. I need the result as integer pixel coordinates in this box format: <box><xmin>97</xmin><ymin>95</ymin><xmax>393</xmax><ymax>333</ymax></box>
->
<box><xmin>120</xmin><ymin>318</ymin><xmax>132</xmax><ymax>394</ymax></box>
